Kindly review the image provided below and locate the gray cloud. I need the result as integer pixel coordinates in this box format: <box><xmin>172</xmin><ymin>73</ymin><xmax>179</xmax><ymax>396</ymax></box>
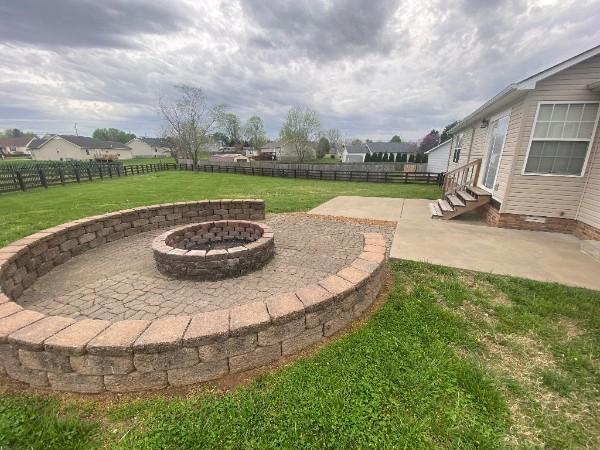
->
<box><xmin>0</xmin><ymin>0</ymin><xmax>599</xmax><ymax>141</ymax></box>
<box><xmin>0</xmin><ymin>0</ymin><xmax>190</xmax><ymax>48</ymax></box>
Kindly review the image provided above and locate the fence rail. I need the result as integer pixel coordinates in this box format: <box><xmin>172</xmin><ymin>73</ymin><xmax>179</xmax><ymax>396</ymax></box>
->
<box><xmin>182</xmin><ymin>163</ymin><xmax>442</xmax><ymax>184</ymax></box>
<box><xmin>0</xmin><ymin>163</ymin><xmax>175</xmax><ymax>193</ymax></box>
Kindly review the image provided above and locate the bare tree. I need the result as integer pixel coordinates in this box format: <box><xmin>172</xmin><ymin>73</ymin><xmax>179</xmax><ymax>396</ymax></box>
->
<box><xmin>279</xmin><ymin>106</ymin><xmax>320</xmax><ymax>162</ymax></box>
<box><xmin>244</xmin><ymin>115</ymin><xmax>268</xmax><ymax>150</ymax></box>
<box><xmin>220</xmin><ymin>113</ymin><xmax>242</xmax><ymax>146</ymax></box>
<box><xmin>159</xmin><ymin>85</ymin><xmax>225</xmax><ymax>170</ymax></box>
<box><xmin>326</xmin><ymin>128</ymin><xmax>342</xmax><ymax>155</ymax></box>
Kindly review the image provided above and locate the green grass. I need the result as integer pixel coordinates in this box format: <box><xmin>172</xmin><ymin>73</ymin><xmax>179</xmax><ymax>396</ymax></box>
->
<box><xmin>0</xmin><ymin>171</ymin><xmax>439</xmax><ymax>246</ymax></box>
<box><xmin>121</xmin><ymin>157</ymin><xmax>176</xmax><ymax>165</ymax></box>
<box><xmin>2</xmin><ymin>261</ymin><xmax>598</xmax><ymax>448</ymax></box>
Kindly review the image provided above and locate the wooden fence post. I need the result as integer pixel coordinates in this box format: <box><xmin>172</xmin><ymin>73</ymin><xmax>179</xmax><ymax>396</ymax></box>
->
<box><xmin>87</xmin><ymin>168</ymin><xmax>93</xmax><ymax>181</ymax></box>
<box><xmin>74</xmin><ymin>167</ymin><xmax>81</xmax><ymax>183</ymax></box>
<box><xmin>38</xmin><ymin>168</ymin><xmax>48</xmax><ymax>188</ymax></box>
<box><xmin>15</xmin><ymin>171</ymin><xmax>26</xmax><ymax>191</ymax></box>
<box><xmin>108</xmin><ymin>165</ymin><xmax>113</xmax><ymax>178</ymax></box>
<box><xmin>59</xmin><ymin>167</ymin><xmax>65</xmax><ymax>184</ymax></box>
<box><xmin>99</xmin><ymin>166</ymin><xmax>104</xmax><ymax>180</ymax></box>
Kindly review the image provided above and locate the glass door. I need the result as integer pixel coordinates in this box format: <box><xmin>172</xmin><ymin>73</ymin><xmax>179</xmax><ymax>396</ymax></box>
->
<box><xmin>481</xmin><ymin>115</ymin><xmax>509</xmax><ymax>190</ymax></box>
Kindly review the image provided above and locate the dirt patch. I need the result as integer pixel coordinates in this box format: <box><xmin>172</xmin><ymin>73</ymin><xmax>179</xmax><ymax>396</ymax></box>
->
<box><xmin>294</xmin><ymin>212</ymin><xmax>397</xmax><ymax>229</ymax></box>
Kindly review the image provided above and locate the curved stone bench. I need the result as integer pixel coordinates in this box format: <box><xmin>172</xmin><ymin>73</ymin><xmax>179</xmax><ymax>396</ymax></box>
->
<box><xmin>0</xmin><ymin>200</ymin><xmax>386</xmax><ymax>393</ymax></box>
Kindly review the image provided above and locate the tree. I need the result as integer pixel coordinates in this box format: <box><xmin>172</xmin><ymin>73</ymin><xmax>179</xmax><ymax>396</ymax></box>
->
<box><xmin>440</xmin><ymin>120</ymin><xmax>459</xmax><ymax>143</ymax></box>
<box><xmin>408</xmin><ymin>154</ymin><xmax>415</xmax><ymax>163</ymax></box>
<box><xmin>212</xmin><ymin>131</ymin><xmax>228</xmax><ymax>147</ymax></box>
<box><xmin>423</xmin><ymin>153</ymin><xmax>429</xmax><ymax>163</ymax></box>
<box><xmin>415</xmin><ymin>153</ymin><xmax>422</xmax><ymax>163</ymax></box>
<box><xmin>92</xmin><ymin>128</ymin><xmax>135</xmax><ymax>144</ymax></box>
<box><xmin>159</xmin><ymin>85</ymin><xmax>225</xmax><ymax>170</ymax></box>
<box><xmin>364</xmin><ymin>153</ymin><xmax>371</xmax><ymax>162</ymax></box>
<box><xmin>243</xmin><ymin>116</ymin><xmax>267</xmax><ymax>150</ymax></box>
<box><xmin>220</xmin><ymin>113</ymin><xmax>242</xmax><ymax>146</ymax></box>
<box><xmin>351</xmin><ymin>138</ymin><xmax>362</xmax><ymax>145</ymax></box>
<box><xmin>317</xmin><ymin>137</ymin><xmax>331</xmax><ymax>158</ymax></box>
<box><xmin>326</xmin><ymin>128</ymin><xmax>342</xmax><ymax>155</ymax></box>
<box><xmin>390</xmin><ymin>135</ymin><xmax>402</xmax><ymax>143</ymax></box>
<box><xmin>4</xmin><ymin>128</ymin><xmax>23</xmax><ymax>138</ymax></box>
<box><xmin>279</xmin><ymin>106</ymin><xmax>321</xmax><ymax>162</ymax></box>
<box><xmin>399</xmin><ymin>153</ymin><xmax>407</xmax><ymax>162</ymax></box>
<box><xmin>419</xmin><ymin>129</ymin><xmax>440</xmax><ymax>153</ymax></box>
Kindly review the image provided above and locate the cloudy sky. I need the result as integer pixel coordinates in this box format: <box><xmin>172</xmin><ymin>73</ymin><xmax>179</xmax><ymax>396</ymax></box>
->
<box><xmin>0</xmin><ymin>0</ymin><xmax>598</xmax><ymax>141</ymax></box>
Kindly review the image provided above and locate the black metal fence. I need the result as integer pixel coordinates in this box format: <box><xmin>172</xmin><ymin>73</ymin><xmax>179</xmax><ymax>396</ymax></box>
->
<box><xmin>0</xmin><ymin>162</ymin><xmax>175</xmax><ymax>193</ymax></box>
<box><xmin>181</xmin><ymin>163</ymin><xmax>442</xmax><ymax>184</ymax></box>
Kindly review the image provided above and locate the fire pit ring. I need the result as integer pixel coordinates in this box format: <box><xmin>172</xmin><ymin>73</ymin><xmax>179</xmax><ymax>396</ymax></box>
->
<box><xmin>152</xmin><ymin>220</ymin><xmax>274</xmax><ymax>280</ymax></box>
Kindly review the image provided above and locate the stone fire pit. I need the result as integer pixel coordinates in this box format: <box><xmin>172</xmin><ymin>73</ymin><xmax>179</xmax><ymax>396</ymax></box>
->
<box><xmin>152</xmin><ymin>220</ymin><xmax>274</xmax><ymax>280</ymax></box>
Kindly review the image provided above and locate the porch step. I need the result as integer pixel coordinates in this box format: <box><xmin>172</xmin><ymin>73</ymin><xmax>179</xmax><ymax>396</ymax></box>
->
<box><xmin>467</xmin><ymin>186</ymin><xmax>491</xmax><ymax>197</ymax></box>
<box><xmin>447</xmin><ymin>194</ymin><xmax>465</xmax><ymax>208</ymax></box>
<box><xmin>437</xmin><ymin>199</ymin><xmax>453</xmax><ymax>213</ymax></box>
<box><xmin>429</xmin><ymin>202</ymin><xmax>443</xmax><ymax>218</ymax></box>
<box><xmin>457</xmin><ymin>190</ymin><xmax>476</xmax><ymax>202</ymax></box>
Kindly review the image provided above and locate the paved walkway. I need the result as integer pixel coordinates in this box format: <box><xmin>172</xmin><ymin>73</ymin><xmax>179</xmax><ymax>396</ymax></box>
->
<box><xmin>19</xmin><ymin>214</ymin><xmax>393</xmax><ymax>321</ymax></box>
<box><xmin>309</xmin><ymin>197</ymin><xmax>600</xmax><ymax>291</ymax></box>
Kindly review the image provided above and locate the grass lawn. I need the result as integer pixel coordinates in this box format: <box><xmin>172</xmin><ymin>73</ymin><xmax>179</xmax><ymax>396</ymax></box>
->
<box><xmin>0</xmin><ymin>171</ymin><xmax>440</xmax><ymax>246</ymax></box>
<box><xmin>1</xmin><ymin>261</ymin><xmax>598</xmax><ymax>449</ymax></box>
<box><xmin>1</xmin><ymin>172</ymin><xmax>598</xmax><ymax>448</ymax></box>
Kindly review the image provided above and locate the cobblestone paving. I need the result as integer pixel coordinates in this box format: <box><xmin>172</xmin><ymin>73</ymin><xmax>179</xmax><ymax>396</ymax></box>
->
<box><xmin>18</xmin><ymin>214</ymin><xmax>392</xmax><ymax>321</ymax></box>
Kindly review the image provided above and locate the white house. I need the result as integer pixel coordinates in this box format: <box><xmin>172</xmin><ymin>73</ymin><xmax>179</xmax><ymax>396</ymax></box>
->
<box><xmin>29</xmin><ymin>135</ymin><xmax>132</xmax><ymax>161</ymax></box>
<box><xmin>425</xmin><ymin>139</ymin><xmax>451</xmax><ymax>173</ymax></box>
<box><xmin>126</xmin><ymin>137</ymin><xmax>172</xmax><ymax>158</ymax></box>
<box><xmin>341</xmin><ymin>142</ymin><xmax>418</xmax><ymax>163</ymax></box>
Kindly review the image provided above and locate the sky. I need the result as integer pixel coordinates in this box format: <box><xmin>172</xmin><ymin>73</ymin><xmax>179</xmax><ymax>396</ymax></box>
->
<box><xmin>0</xmin><ymin>0</ymin><xmax>599</xmax><ymax>141</ymax></box>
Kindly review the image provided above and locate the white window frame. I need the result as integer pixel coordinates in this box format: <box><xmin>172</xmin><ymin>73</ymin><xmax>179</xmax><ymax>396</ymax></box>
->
<box><xmin>452</xmin><ymin>133</ymin><xmax>463</xmax><ymax>163</ymax></box>
<box><xmin>522</xmin><ymin>101</ymin><xmax>600</xmax><ymax>177</ymax></box>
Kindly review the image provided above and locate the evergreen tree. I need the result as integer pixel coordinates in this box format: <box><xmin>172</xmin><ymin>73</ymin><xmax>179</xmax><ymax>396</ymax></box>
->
<box><xmin>400</xmin><ymin>153</ymin><xmax>407</xmax><ymax>162</ymax></box>
<box><xmin>415</xmin><ymin>153</ymin><xmax>422</xmax><ymax>163</ymax></box>
<box><xmin>423</xmin><ymin>154</ymin><xmax>429</xmax><ymax>163</ymax></box>
<box><xmin>364</xmin><ymin>153</ymin><xmax>371</xmax><ymax>162</ymax></box>
<box><xmin>408</xmin><ymin>154</ymin><xmax>415</xmax><ymax>163</ymax></box>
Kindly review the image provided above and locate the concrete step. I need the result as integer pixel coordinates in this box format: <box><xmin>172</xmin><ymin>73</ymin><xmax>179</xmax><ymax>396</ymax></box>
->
<box><xmin>581</xmin><ymin>240</ymin><xmax>600</xmax><ymax>262</ymax></box>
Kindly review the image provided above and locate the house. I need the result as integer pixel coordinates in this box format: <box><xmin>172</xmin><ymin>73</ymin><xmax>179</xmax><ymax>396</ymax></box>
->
<box><xmin>341</xmin><ymin>142</ymin><xmax>418</xmax><ymax>163</ymax></box>
<box><xmin>126</xmin><ymin>137</ymin><xmax>172</xmax><ymax>158</ymax></box>
<box><xmin>432</xmin><ymin>45</ymin><xmax>600</xmax><ymax>242</ymax></box>
<box><xmin>425</xmin><ymin>139</ymin><xmax>451</xmax><ymax>173</ymax></box>
<box><xmin>28</xmin><ymin>135</ymin><xmax>132</xmax><ymax>161</ymax></box>
<box><xmin>0</xmin><ymin>136</ymin><xmax>35</xmax><ymax>156</ymax></box>
<box><xmin>210</xmin><ymin>153</ymin><xmax>250</xmax><ymax>162</ymax></box>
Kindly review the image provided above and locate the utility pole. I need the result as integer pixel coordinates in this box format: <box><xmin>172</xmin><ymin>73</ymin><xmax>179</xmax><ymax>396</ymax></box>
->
<box><xmin>74</xmin><ymin>123</ymin><xmax>78</xmax><ymax>136</ymax></box>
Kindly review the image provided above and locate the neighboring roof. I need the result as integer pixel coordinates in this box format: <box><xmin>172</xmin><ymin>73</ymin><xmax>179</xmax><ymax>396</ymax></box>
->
<box><xmin>452</xmin><ymin>44</ymin><xmax>600</xmax><ymax>133</ymax></box>
<box><xmin>0</xmin><ymin>136</ymin><xmax>35</xmax><ymax>147</ymax></box>
<box><xmin>260</xmin><ymin>141</ymin><xmax>284</xmax><ymax>149</ymax></box>
<box><xmin>345</xmin><ymin>142</ymin><xmax>418</xmax><ymax>154</ymax></box>
<box><xmin>424</xmin><ymin>139</ymin><xmax>451</xmax><ymax>155</ymax></box>
<box><xmin>133</xmin><ymin>137</ymin><xmax>172</xmax><ymax>147</ymax></box>
<box><xmin>29</xmin><ymin>135</ymin><xmax>130</xmax><ymax>150</ymax></box>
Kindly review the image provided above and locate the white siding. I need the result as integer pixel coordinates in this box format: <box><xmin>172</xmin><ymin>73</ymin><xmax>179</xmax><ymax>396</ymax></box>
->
<box><xmin>127</xmin><ymin>139</ymin><xmax>155</xmax><ymax>157</ymax></box>
<box><xmin>31</xmin><ymin>137</ymin><xmax>88</xmax><ymax>161</ymax></box>
<box><xmin>426</xmin><ymin>141</ymin><xmax>450</xmax><ymax>173</ymax></box>
<box><xmin>502</xmin><ymin>54</ymin><xmax>600</xmax><ymax>218</ymax></box>
<box><xmin>576</xmin><ymin>125</ymin><xmax>600</xmax><ymax>229</ymax></box>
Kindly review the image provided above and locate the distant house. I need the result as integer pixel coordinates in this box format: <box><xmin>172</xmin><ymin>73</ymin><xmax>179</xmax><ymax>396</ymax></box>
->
<box><xmin>210</xmin><ymin>153</ymin><xmax>249</xmax><ymax>163</ymax></box>
<box><xmin>126</xmin><ymin>137</ymin><xmax>172</xmax><ymax>158</ymax></box>
<box><xmin>29</xmin><ymin>135</ymin><xmax>132</xmax><ymax>161</ymax></box>
<box><xmin>425</xmin><ymin>140</ymin><xmax>451</xmax><ymax>173</ymax></box>
<box><xmin>259</xmin><ymin>141</ymin><xmax>316</xmax><ymax>161</ymax></box>
<box><xmin>341</xmin><ymin>142</ymin><xmax>418</xmax><ymax>163</ymax></box>
<box><xmin>0</xmin><ymin>136</ymin><xmax>35</xmax><ymax>156</ymax></box>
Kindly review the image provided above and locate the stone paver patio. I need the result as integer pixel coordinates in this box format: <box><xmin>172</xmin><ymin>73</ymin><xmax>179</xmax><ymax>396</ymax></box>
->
<box><xmin>17</xmin><ymin>214</ymin><xmax>392</xmax><ymax>321</ymax></box>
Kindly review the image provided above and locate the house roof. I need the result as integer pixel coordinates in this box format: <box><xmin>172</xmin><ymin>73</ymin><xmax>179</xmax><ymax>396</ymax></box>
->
<box><xmin>260</xmin><ymin>141</ymin><xmax>284</xmax><ymax>150</ymax></box>
<box><xmin>29</xmin><ymin>135</ymin><xmax>130</xmax><ymax>150</ymax></box>
<box><xmin>424</xmin><ymin>139</ymin><xmax>451</xmax><ymax>155</ymax></box>
<box><xmin>0</xmin><ymin>136</ymin><xmax>35</xmax><ymax>147</ymax></box>
<box><xmin>134</xmin><ymin>137</ymin><xmax>172</xmax><ymax>148</ymax></box>
<box><xmin>451</xmin><ymin>44</ymin><xmax>600</xmax><ymax>133</ymax></box>
<box><xmin>345</xmin><ymin>142</ymin><xmax>418</xmax><ymax>154</ymax></box>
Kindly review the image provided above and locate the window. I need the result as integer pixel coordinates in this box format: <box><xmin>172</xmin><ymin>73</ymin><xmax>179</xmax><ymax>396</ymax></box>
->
<box><xmin>524</xmin><ymin>102</ymin><xmax>599</xmax><ymax>176</ymax></box>
<box><xmin>452</xmin><ymin>133</ymin><xmax>463</xmax><ymax>163</ymax></box>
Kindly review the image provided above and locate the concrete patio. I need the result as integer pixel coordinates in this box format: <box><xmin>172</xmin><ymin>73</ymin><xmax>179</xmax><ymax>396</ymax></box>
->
<box><xmin>309</xmin><ymin>196</ymin><xmax>600</xmax><ymax>291</ymax></box>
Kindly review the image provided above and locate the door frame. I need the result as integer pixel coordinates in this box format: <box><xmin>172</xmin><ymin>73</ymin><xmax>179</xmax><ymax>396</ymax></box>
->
<box><xmin>478</xmin><ymin>108</ymin><xmax>512</xmax><ymax>193</ymax></box>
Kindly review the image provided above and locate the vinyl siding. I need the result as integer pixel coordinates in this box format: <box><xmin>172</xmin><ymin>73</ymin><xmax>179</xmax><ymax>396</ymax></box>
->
<box><xmin>426</xmin><ymin>141</ymin><xmax>451</xmax><ymax>173</ymax></box>
<box><xmin>576</xmin><ymin>127</ymin><xmax>600</xmax><ymax>228</ymax></box>
<box><xmin>31</xmin><ymin>137</ymin><xmax>88</xmax><ymax>161</ymax></box>
<box><xmin>502</xmin><ymin>54</ymin><xmax>600</xmax><ymax>218</ymax></box>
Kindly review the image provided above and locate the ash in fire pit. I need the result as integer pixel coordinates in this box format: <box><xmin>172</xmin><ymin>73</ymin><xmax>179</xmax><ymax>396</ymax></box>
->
<box><xmin>152</xmin><ymin>220</ymin><xmax>274</xmax><ymax>280</ymax></box>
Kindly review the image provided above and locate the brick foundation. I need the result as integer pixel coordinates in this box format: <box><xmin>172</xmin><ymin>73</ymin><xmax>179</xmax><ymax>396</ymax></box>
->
<box><xmin>478</xmin><ymin>203</ymin><xmax>599</xmax><ymax>239</ymax></box>
<box><xmin>0</xmin><ymin>202</ymin><xmax>387</xmax><ymax>393</ymax></box>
